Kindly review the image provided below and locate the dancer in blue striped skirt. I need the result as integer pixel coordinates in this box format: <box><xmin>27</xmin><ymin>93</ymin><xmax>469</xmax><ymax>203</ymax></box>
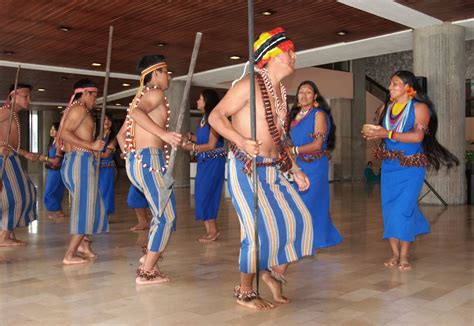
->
<box><xmin>0</xmin><ymin>83</ymin><xmax>38</xmax><ymax>247</ymax></box>
<box><xmin>58</xmin><ymin>79</ymin><xmax>108</xmax><ymax>265</ymax></box>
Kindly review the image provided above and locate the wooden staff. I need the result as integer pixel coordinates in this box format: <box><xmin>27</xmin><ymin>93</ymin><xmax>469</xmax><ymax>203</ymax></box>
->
<box><xmin>158</xmin><ymin>32</ymin><xmax>202</xmax><ymax>217</ymax></box>
<box><xmin>96</xmin><ymin>26</ymin><xmax>114</xmax><ymax>181</ymax></box>
<box><xmin>247</xmin><ymin>0</ymin><xmax>260</xmax><ymax>293</ymax></box>
<box><xmin>0</xmin><ymin>65</ymin><xmax>21</xmax><ymax>192</ymax></box>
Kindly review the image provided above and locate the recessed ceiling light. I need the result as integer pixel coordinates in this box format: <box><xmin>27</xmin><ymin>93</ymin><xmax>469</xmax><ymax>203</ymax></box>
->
<box><xmin>92</xmin><ymin>62</ymin><xmax>102</xmax><ymax>67</ymax></box>
<box><xmin>61</xmin><ymin>76</ymin><xmax>69</xmax><ymax>81</ymax></box>
<box><xmin>122</xmin><ymin>83</ymin><xmax>130</xmax><ymax>87</ymax></box>
<box><xmin>115</xmin><ymin>103</ymin><xmax>121</xmax><ymax>106</ymax></box>
<box><xmin>38</xmin><ymin>88</ymin><xmax>45</xmax><ymax>92</ymax></box>
<box><xmin>337</xmin><ymin>31</ymin><xmax>348</xmax><ymax>36</ymax></box>
<box><xmin>167</xmin><ymin>71</ymin><xmax>173</xmax><ymax>75</ymax></box>
<box><xmin>58</xmin><ymin>26</ymin><xmax>71</xmax><ymax>32</ymax></box>
<box><xmin>261</xmin><ymin>10</ymin><xmax>274</xmax><ymax>16</ymax></box>
<box><xmin>157</xmin><ymin>42</ymin><xmax>167</xmax><ymax>47</ymax></box>
<box><xmin>57</xmin><ymin>106</ymin><xmax>63</xmax><ymax>109</ymax></box>
<box><xmin>230</xmin><ymin>55</ymin><xmax>241</xmax><ymax>60</ymax></box>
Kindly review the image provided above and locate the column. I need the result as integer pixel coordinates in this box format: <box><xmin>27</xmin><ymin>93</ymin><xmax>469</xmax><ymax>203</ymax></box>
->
<box><xmin>166</xmin><ymin>80</ymin><xmax>190</xmax><ymax>187</ymax></box>
<box><xmin>413</xmin><ymin>23</ymin><xmax>466</xmax><ymax>204</ymax></box>
<box><xmin>351</xmin><ymin>59</ymin><xmax>367</xmax><ymax>181</ymax></box>
<box><xmin>330</xmin><ymin>98</ymin><xmax>352</xmax><ymax>180</ymax></box>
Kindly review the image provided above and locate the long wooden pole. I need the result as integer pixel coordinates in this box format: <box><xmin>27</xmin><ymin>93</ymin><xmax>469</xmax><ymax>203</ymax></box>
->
<box><xmin>247</xmin><ymin>0</ymin><xmax>260</xmax><ymax>293</ymax></box>
<box><xmin>0</xmin><ymin>66</ymin><xmax>21</xmax><ymax>192</ymax></box>
<box><xmin>96</xmin><ymin>26</ymin><xmax>114</xmax><ymax>181</ymax></box>
<box><xmin>158</xmin><ymin>32</ymin><xmax>202</xmax><ymax>216</ymax></box>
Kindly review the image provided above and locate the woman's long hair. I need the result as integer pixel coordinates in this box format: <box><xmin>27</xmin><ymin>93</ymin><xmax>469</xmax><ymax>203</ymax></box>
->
<box><xmin>289</xmin><ymin>80</ymin><xmax>336</xmax><ymax>150</ymax></box>
<box><xmin>48</xmin><ymin>122</ymin><xmax>60</xmax><ymax>148</ymax></box>
<box><xmin>378</xmin><ymin>70</ymin><xmax>459</xmax><ymax>170</ymax></box>
<box><xmin>202</xmin><ymin>89</ymin><xmax>220</xmax><ymax>123</ymax></box>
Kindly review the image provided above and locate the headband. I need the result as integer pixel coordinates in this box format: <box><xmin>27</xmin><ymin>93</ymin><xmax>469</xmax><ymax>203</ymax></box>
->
<box><xmin>254</xmin><ymin>27</ymin><xmax>294</xmax><ymax>69</ymax></box>
<box><xmin>68</xmin><ymin>87</ymin><xmax>98</xmax><ymax>106</ymax></box>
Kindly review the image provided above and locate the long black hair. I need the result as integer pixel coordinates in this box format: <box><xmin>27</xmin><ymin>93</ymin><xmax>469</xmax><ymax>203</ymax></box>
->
<box><xmin>48</xmin><ymin>122</ymin><xmax>60</xmax><ymax>148</ymax></box>
<box><xmin>378</xmin><ymin>70</ymin><xmax>459</xmax><ymax>170</ymax></box>
<box><xmin>201</xmin><ymin>89</ymin><xmax>220</xmax><ymax>123</ymax></box>
<box><xmin>289</xmin><ymin>80</ymin><xmax>336</xmax><ymax>151</ymax></box>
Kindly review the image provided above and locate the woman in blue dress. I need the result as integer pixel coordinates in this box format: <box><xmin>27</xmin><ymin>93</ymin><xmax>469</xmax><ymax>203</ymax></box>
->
<box><xmin>182</xmin><ymin>89</ymin><xmax>226</xmax><ymax>243</ymax></box>
<box><xmin>289</xmin><ymin>81</ymin><xmax>342</xmax><ymax>250</ymax></box>
<box><xmin>363</xmin><ymin>70</ymin><xmax>459</xmax><ymax>271</ymax></box>
<box><xmin>98</xmin><ymin>113</ymin><xmax>117</xmax><ymax>216</ymax></box>
<box><xmin>40</xmin><ymin>122</ymin><xmax>65</xmax><ymax>219</ymax></box>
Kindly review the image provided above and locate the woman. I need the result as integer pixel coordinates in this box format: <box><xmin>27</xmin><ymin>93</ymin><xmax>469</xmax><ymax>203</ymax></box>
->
<box><xmin>363</xmin><ymin>70</ymin><xmax>458</xmax><ymax>271</ymax></box>
<box><xmin>40</xmin><ymin>122</ymin><xmax>65</xmax><ymax>219</ymax></box>
<box><xmin>289</xmin><ymin>81</ymin><xmax>342</xmax><ymax>250</ymax></box>
<box><xmin>98</xmin><ymin>113</ymin><xmax>117</xmax><ymax>215</ymax></box>
<box><xmin>182</xmin><ymin>89</ymin><xmax>225</xmax><ymax>243</ymax></box>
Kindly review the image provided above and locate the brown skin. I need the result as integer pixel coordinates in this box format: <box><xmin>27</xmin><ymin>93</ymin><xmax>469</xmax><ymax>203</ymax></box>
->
<box><xmin>59</xmin><ymin>90</ymin><xmax>104</xmax><ymax>265</ymax></box>
<box><xmin>0</xmin><ymin>88</ymin><xmax>39</xmax><ymax>246</ymax></box>
<box><xmin>362</xmin><ymin>75</ymin><xmax>430</xmax><ymax>271</ymax></box>
<box><xmin>118</xmin><ymin>66</ymin><xmax>181</xmax><ymax>284</ymax></box>
<box><xmin>292</xmin><ymin>83</ymin><xmax>327</xmax><ymax>154</ymax></box>
<box><xmin>208</xmin><ymin>50</ymin><xmax>306</xmax><ymax>310</ymax></box>
<box><xmin>182</xmin><ymin>94</ymin><xmax>221</xmax><ymax>243</ymax></box>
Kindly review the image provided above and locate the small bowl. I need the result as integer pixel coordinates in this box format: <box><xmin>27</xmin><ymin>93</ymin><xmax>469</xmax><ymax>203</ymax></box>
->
<box><xmin>362</xmin><ymin>124</ymin><xmax>378</xmax><ymax>135</ymax></box>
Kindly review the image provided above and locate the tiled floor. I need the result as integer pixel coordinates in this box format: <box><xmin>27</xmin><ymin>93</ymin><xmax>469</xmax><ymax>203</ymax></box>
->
<box><xmin>0</xmin><ymin>173</ymin><xmax>472</xmax><ymax>325</ymax></box>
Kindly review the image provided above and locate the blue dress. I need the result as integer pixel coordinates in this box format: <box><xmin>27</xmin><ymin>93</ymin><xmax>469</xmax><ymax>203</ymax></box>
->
<box><xmin>381</xmin><ymin>100</ymin><xmax>430</xmax><ymax>242</ymax></box>
<box><xmin>127</xmin><ymin>184</ymin><xmax>149</xmax><ymax>209</ymax></box>
<box><xmin>194</xmin><ymin>118</ymin><xmax>226</xmax><ymax>221</ymax></box>
<box><xmin>44</xmin><ymin>142</ymin><xmax>65</xmax><ymax>212</ymax></box>
<box><xmin>98</xmin><ymin>134</ymin><xmax>115</xmax><ymax>215</ymax></box>
<box><xmin>289</xmin><ymin>108</ymin><xmax>342</xmax><ymax>250</ymax></box>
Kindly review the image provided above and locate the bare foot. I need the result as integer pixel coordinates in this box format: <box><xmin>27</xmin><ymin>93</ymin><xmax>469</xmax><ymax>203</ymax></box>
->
<box><xmin>63</xmin><ymin>256</ymin><xmax>89</xmax><ymax>265</ymax></box>
<box><xmin>262</xmin><ymin>270</ymin><xmax>290</xmax><ymax>304</ymax></box>
<box><xmin>384</xmin><ymin>256</ymin><xmax>399</xmax><ymax>268</ymax></box>
<box><xmin>199</xmin><ymin>232</ymin><xmax>220</xmax><ymax>243</ymax></box>
<box><xmin>136</xmin><ymin>267</ymin><xmax>170</xmax><ymax>285</ymax></box>
<box><xmin>139</xmin><ymin>254</ymin><xmax>163</xmax><ymax>265</ymax></box>
<box><xmin>398</xmin><ymin>256</ymin><xmax>412</xmax><ymax>271</ymax></box>
<box><xmin>48</xmin><ymin>211</ymin><xmax>64</xmax><ymax>219</ymax></box>
<box><xmin>198</xmin><ymin>233</ymin><xmax>209</xmax><ymax>242</ymax></box>
<box><xmin>0</xmin><ymin>238</ymin><xmax>26</xmax><ymax>247</ymax></box>
<box><xmin>78</xmin><ymin>242</ymin><xmax>98</xmax><ymax>259</ymax></box>
<box><xmin>130</xmin><ymin>223</ymin><xmax>150</xmax><ymax>231</ymax></box>
<box><xmin>236</xmin><ymin>296</ymin><xmax>275</xmax><ymax>310</ymax></box>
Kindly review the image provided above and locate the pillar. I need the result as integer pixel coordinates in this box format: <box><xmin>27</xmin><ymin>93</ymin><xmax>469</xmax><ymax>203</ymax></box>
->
<box><xmin>166</xmin><ymin>80</ymin><xmax>190</xmax><ymax>187</ymax></box>
<box><xmin>413</xmin><ymin>23</ymin><xmax>466</xmax><ymax>204</ymax></box>
<box><xmin>330</xmin><ymin>98</ymin><xmax>352</xmax><ymax>181</ymax></box>
<box><xmin>351</xmin><ymin>59</ymin><xmax>367</xmax><ymax>181</ymax></box>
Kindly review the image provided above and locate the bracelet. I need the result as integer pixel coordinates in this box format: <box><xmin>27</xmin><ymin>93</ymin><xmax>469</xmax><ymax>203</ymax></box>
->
<box><xmin>387</xmin><ymin>130</ymin><xmax>393</xmax><ymax>139</ymax></box>
<box><xmin>44</xmin><ymin>155</ymin><xmax>49</xmax><ymax>163</ymax></box>
<box><xmin>295</xmin><ymin>146</ymin><xmax>299</xmax><ymax>155</ymax></box>
<box><xmin>392</xmin><ymin>132</ymin><xmax>397</xmax><ymax>140</ymax></box>
<box><xmin>192</xmin><ymin>143</ymin><xmax>197</xmax><ymax>152</ymax></box>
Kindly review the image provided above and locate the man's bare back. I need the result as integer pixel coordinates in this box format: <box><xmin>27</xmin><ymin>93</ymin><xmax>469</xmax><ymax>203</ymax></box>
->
<box><xmin>0</xmin><ymin>109</ymin><xmax>19</xmax><ymax>153</ymax></box>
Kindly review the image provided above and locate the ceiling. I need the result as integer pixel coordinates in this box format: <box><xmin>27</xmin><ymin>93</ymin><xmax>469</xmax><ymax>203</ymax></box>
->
<box><xmin>0</xmin><ymin>0</ymin><xmax>473</xmax><ymax>111</ymax></box>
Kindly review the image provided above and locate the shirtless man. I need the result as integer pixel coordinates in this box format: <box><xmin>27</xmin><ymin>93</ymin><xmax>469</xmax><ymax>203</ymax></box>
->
<box><xmin>0</xmin><ymin>83</ymin><xmax>38</xmax><ymax>246</ymax></box>
<box><xmin>209</xmin><ymin>27</ymin><xmax>314</xmax><ymax>310</ymax></box>
<box><xmin>58</xmin><ymin>79</ymin><xmax>107</xmax><ymax>264</ymax></box>
<box><xmin>117</xmin><ymin>55</ymin><xmax>181</xmax><ymax>285</ymax></box>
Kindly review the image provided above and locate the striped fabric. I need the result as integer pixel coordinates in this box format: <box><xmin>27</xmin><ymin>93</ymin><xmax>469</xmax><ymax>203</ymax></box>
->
<box><xmin>227</xmin><ymin>152</ymin><xmax>314</xmax><ymax>274</ymax></box>
<box><xmin>0</xmin><ymin>154</ymin><xmax>37</xmax><ymax>230</ymax></box>
<box><xmin>61</xmin><ymin>152</ymin><xmax>108</xmax><ymax>235</ymax></box>
<box><xmin>126</xmin><ymin>148</ymin><xmax>176</xmax><ymax>253</ymax></box>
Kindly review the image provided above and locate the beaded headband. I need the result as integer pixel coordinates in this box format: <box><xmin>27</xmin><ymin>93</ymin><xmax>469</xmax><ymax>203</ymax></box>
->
<box><xmin>254</xmin><ymin>27</ymin><xmax>294</xmax><ymax>69</ymax></box>
<box><xmin>68</xmin><ymin>87</ymin><xmax>98</xmax><ymax>106</ymax></box>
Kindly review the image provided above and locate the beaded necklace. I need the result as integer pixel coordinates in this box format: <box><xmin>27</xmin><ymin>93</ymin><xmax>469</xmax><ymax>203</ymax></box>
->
<box><xmin>385</xmin><ymin>100</ymin><xmax>411</xmax><ymax>134</ymax></box>
<box><xmin>57</xmin><ymin>101</ymin><xmax>94</xmax><ymax>153</ymax></box>
<box><xmin>199</xmin><ymin>116</ymin><xmax>206</xmax><ymax>128</ymax></box>
<box><xmin>255</xmin><ymin>67</ymin><xmax>288</xmax><ymax>130</ymax></box>
<box><xmin>0</xmin><ymin>105</ymin><xmax>21</xmax><ymax>152</ymax></box>
<box><xmin>124</xmin><ymin>85</ymin><xmax>171</xmax><ymax>173</ymax></box>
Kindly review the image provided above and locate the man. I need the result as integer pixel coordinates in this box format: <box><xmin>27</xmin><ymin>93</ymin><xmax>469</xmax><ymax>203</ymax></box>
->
<box><xmin>209</xmin><ymin>27</ymin><xmax>314</xmax><ymax>310</ymax></box>
<box><xmin>0</xmin><ymin>83</ymin><xmax>38</xmax><ymax>246</ymax></box>
<box><xmin>58</xmin><ymin>79</ymin><xmax>107</xmax><ymax>265</ymax></box>
<box><xmin>117</xmin><ymin>55</ymin><xmax>181</xmax><ymax>285</ymax></box>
